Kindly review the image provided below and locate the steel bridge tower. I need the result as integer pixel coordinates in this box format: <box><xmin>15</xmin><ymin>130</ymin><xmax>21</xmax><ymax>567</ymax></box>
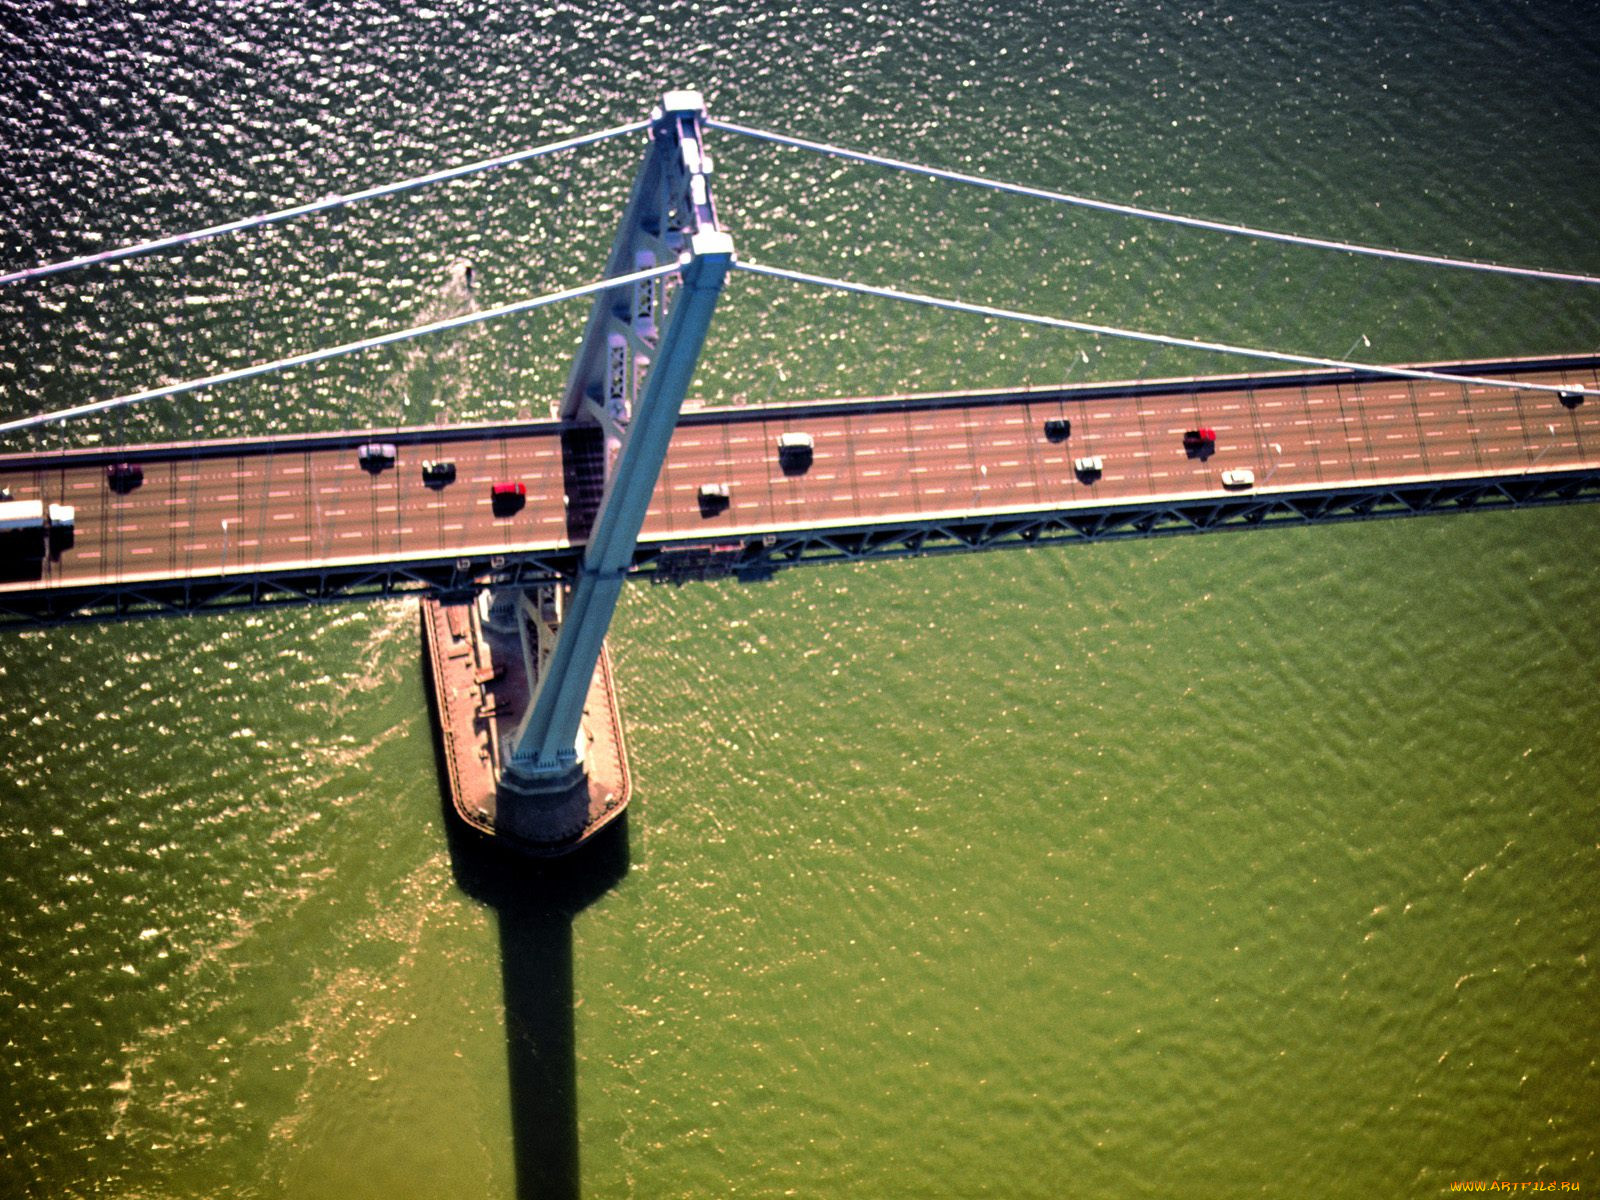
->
<box><xmin>483</xmin><ymin>91</ymin><xmax>732</xmax><ymax>844</ymax></box>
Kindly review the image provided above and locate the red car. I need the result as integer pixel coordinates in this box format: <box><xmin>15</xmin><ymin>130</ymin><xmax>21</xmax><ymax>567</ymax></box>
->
<box><xmin>1182</xmin><ymin>427</ymin><xmax>1217</xmax><ymax>450</ymax></box>
<box><xmin>107</xmin><ymin>462</ymin><xmax>143</xmax><ymax>493</ymax></box>
<box><xmin>490</xmin><ymin>481</ymin><xmax>526</xmax><ymax>515</ymax></box>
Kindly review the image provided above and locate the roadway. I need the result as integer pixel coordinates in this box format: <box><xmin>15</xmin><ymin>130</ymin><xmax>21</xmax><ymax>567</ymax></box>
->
<box><xmin>1</xmin><ymin>356</ymin><xmax>1597</xmax><ymax>597</ymax></box>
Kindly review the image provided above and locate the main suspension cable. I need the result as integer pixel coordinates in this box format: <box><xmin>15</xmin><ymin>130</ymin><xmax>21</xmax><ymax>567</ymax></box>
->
<box><xmin>710</xmin><ymin>119</ymin><xmax>1600</xmax><ymax>287</ymax></box>
<box><xmin>0</xmin><ymin>119</ymin><xmax>651</xmax><ymax>287</ymax></box>
<box><xmin>0</xmin><ymin>260</ymin><xmax>680</xmax><ymax>434</ymax></box>
<box><xmin>733</xmin><ymin>258</ymin><xmax>1598</xmax><ymax>398</ymax></box>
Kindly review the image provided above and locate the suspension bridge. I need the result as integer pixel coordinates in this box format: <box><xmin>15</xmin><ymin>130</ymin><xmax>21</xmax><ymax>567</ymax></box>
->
<box><xmin>2</xmin><ymin>91</ymin><xmax>1596</xmax><ymax>853</ymax></box>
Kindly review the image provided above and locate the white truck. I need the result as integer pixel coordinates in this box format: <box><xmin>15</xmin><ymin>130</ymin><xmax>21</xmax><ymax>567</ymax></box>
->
<box><xmin>0</xmin><ymin>500</ymin><xmax>75</xmax><ymax>560</ymax></box>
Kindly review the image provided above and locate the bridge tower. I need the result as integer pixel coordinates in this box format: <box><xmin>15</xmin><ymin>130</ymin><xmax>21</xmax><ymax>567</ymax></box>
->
<box><xmin>472</xmin><ymin>91</ymin><xmax>732</xmax><ymax>847</ymax></box>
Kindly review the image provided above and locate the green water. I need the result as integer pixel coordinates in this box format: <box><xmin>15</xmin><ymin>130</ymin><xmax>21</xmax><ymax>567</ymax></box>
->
<box><xmin>2</xmin><ymin>2</ymin><xmax>1598</xmax><ymax>1196</ymax></box>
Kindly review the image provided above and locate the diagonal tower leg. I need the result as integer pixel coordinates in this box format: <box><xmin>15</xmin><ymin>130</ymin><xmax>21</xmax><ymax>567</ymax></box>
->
<box><xmin>495</xmin><ymin>233</ymin><xmax>732</xmax><ymax>840</ymax></box>
<box><xmin>426</xmin><ymin>90</ymin><xmax>732</xmax><ymax>852</ymax></box>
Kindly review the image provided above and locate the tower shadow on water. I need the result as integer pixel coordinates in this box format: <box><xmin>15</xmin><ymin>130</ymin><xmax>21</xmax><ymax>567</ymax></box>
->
<box><xmin>441</xmin><ymin>776</ymin><xmax>630</xmax><ymax>1200</ymax></box>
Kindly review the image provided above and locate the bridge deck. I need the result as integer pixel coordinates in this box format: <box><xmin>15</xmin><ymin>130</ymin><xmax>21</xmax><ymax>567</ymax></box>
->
<box><xmin>1</xmin><ymin>355</ymin><xmax>1597</xmax><ymax>618</ymax></box>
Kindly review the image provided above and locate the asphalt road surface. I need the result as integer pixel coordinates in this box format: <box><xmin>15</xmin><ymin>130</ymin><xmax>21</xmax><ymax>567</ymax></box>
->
<box><xmin>1</xmin><ymin>360</ymin><xmax>1595</xmax><ymax>596</ymax></box>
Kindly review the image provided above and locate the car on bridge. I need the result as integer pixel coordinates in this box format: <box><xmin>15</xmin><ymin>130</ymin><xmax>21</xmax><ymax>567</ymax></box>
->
<box><xmin>698</xmin><ymin>482</ymin><xmax>731</xmax><ymax>515</ymax></box>
<box><xmin>1073</xmin><ymin>455</ymin><xmax>1103</xmax><ymax>481</ymax></box>
<box><xmin>106</xmin><ymin>462</ymin><xmax>143</xmax><ymax>493</ymax></box>
<box><xmin>1182</xmin><ymin>427</ymin><xmax>1216</xmax><ymax>454</ymax></box>
<box><xmin>421</xmin><ymin>460</ymin><xmax>456</xmax><ymax>486</ymax></box>
<box><xmin>1043</xmin><ymin>418</ymin><xmax>1072</xmax><ymax>442</ymax></box>
<box><xmin>777</xmin><ymin>432</ymin><xmax>814</xmax><ymax>474</ymax></box>
<box><xmin>490</xmin><ymin>481</ymin><xmax>527</xmax><ymax>515</ymax></box>
<box><xmin>357</xmin><ymin>443</ymin><xmax>397</xmax><ymax>471</ymax></box>
<box><xmin>1221</xmin><ymin>468</ymin><xmax>1256</xmax><ymax>489</ymax></box>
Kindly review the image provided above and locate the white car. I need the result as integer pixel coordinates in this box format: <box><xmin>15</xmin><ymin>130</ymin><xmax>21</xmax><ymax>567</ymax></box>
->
<box><xmin>357</xmin><ymin>442</ymin><xmax>397</xmax><ymax>470</ymax></box>
<box><xmin>1073</xmin><ymin>456</ymin><xmax>1103</xmax><ymax>479</ymax></box>
<box><xmin>777</xmin><ymin>432</ymin><xmax>814</xmax><ymax>473</ymax></box>
<box><xmin>1220</xmin><ymin>468</ymin><xmax>1255</xmax><ymax>489</ymax></box>
<box><xmin>698</xmin><ymin>482</ymin><xmax>731</xmax><ymax>514</ymax></box>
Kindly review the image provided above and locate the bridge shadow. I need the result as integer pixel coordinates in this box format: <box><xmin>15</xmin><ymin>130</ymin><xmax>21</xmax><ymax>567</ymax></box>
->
<box><xmin>561</xmin><ymin>424</ymin><xmax>607</xmax><ymax>543</ymax></box>
<box><xmin>440</xmin><ymin>780</ymin><xmax>630</xmax><ymax>1200</ymax></box>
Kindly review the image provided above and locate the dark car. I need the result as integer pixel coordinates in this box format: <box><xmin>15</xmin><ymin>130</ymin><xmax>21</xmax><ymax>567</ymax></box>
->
<box><xmin>107</xmin><ymin>462</ymin><xmax>143</xmax><ymax>493</ymax></box>
<box><xmin>421</xmin><ymin>460</ymin><xmax>456</xmax><ymax>486</ymax></box>
<box><xmin>490</xmin><ymin>481</ymin><xmax>527</xmax><ymax>515</ymax></box>
<box><xmin>1043</xmin><ymin>418</ymin><xmax>1072</xmax><ymax>443</ymax></box>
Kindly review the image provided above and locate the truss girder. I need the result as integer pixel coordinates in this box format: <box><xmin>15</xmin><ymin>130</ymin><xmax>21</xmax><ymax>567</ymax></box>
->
<box><xmin>557</xmin><ymin>90</ymin><xmax>722</xmax><ymax>439</ymax></box>
<box><xmin>636</xmin><ymin>468</ymin><xmax>1600</xmax><ymax>583</ymax></box>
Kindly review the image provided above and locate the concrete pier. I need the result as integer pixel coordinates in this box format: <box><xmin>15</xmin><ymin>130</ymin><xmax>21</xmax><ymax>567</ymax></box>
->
<box><xmin>422</xmin><ymin>592</ymin><xmax>630</xmax><ymax>856</ymax></box>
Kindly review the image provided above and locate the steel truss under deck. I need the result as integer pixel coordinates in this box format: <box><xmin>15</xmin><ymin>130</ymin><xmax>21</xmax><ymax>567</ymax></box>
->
<box><xmin>665</xmin><ymin>469</ymin><xmax>1600</xmax><ymax>579</ymax></box>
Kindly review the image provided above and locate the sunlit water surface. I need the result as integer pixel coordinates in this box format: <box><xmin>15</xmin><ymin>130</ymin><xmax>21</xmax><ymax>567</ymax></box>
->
<box><xmin>1</xmin><ymin>2</ymin><xmax>1597</xmax><ymax>1196</ymax></box>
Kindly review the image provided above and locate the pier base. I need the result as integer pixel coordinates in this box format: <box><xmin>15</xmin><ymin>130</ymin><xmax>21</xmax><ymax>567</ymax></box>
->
<box><xmin>422</xmin><ymin>590</ymin><xmax>631</xmax><ymax>857</ymax></box>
